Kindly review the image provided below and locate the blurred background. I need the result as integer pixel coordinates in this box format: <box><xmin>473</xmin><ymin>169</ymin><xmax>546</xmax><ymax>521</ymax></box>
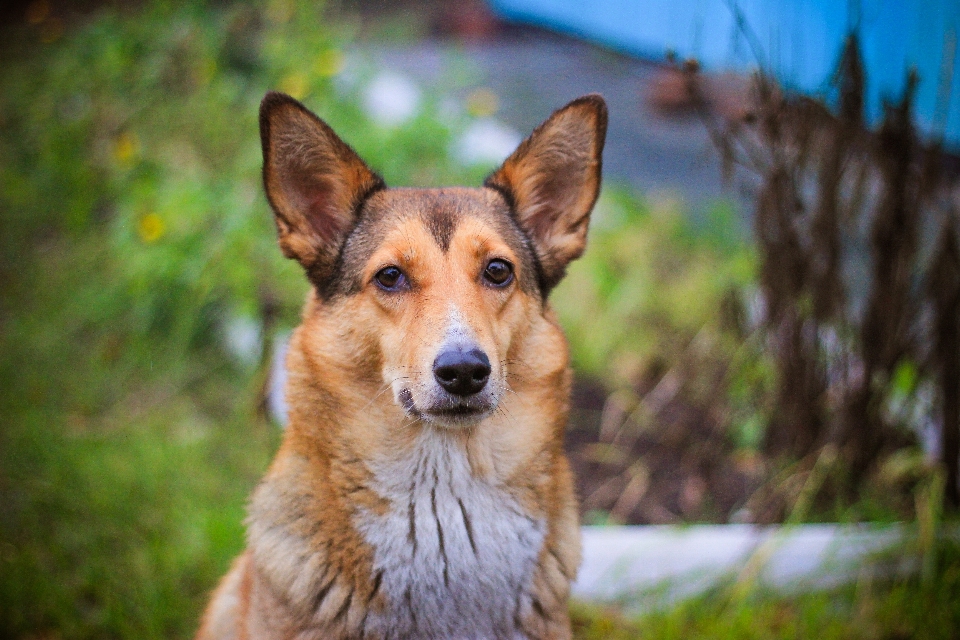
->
<box><xmin>1</xmin><ymin>0</ymin><xmax>958</xmax><ymax>637</ymax></box>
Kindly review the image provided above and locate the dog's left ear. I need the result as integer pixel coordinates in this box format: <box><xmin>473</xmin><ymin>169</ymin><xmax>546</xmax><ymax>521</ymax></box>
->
<box><xmin>486</xmin><ymin>94</ymin><xmax>607</xmax><ymax>293</ymax></box>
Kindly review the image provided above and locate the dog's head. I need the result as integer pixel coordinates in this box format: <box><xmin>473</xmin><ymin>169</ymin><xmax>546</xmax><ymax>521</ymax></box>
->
<box><xmin>260</xmin><ymin>92</ymin><xmax>606</xmax><ymax>428</ymax></box>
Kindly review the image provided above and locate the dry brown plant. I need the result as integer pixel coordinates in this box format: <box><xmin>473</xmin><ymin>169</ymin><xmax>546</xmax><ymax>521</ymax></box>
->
<box><xmin>689</xmin><ymin>33</ymin><xmax>960</xmax><ymax>507</ymax></box>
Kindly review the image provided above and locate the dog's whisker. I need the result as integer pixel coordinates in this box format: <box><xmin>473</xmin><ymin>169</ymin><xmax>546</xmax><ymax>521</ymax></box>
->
<box><xmin>501</xmin><ymin>386</ymin><xmax>532</xmax><ymax>414</ymax></box>
<box><xmin>358</xmin><ymin>377</ymin><xmax>410</xmax><ymax>413</ymax></box>
<box><xmin>397</xmin><ymin>417</ymin><xmax>420</xmax><ymax>431</ymax></box>
<box><xmin>502</xmin><ymin>358</ymin><xmax>535</xmax><ymax>370</ymax></box>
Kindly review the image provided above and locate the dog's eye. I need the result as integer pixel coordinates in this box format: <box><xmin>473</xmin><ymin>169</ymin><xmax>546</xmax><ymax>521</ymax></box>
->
<box><xmin>483</xmin><ymin>259</ymin><xmax>514</xmax><ymax>286</ymax></box>
<box><xmin>374</xmin><ymin>266</ymin><xmax>408</xmax><ymax>291</ymax></box>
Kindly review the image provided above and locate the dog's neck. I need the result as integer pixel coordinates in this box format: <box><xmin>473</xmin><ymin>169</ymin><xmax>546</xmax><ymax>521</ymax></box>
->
<box><xmin>351</xmin><ymin>426</ymin><xmax>547</xmax><ymax>639</ymax></box>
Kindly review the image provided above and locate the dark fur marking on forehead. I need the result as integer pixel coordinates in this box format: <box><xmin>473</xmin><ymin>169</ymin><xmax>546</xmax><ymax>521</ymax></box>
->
<box><xmin>425</xmin><ymin>204</ymin><xmax>459</xmax><ymax>252</ymax></box>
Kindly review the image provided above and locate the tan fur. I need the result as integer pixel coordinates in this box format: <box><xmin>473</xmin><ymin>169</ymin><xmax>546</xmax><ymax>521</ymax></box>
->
<box><xmin>196</xmin><ymin>93</ymin><xmax>607</xmax><ymax>640</ymax></box>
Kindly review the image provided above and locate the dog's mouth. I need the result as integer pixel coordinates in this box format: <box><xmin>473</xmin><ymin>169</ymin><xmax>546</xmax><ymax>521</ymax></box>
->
<box><xmin>431</xmin><ymin>405</ymin><xmax>485</xmax><ymax>418</ymax></box>
<box><xmin>423</xmin><ymin>403</ymin><xmax>492</xmax><ymax>426</ymax></box>
<box><xmin>397</xmin><ymin>387</ymin><xmax>494</xmax><ymax>426</ymax></box>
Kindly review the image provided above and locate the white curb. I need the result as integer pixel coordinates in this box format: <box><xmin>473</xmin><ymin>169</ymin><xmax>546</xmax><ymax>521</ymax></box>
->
<box><xmin>574</xmin><ymin>524</ymin><xmax>918</xmax><ymax>602</ymax></box>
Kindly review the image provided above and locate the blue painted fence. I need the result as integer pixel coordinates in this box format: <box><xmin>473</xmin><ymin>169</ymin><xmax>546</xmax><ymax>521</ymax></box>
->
<box><xmin>489</xmin><ymin>0</ymin><xmax>960</xmax><ymax>149</ymax></box>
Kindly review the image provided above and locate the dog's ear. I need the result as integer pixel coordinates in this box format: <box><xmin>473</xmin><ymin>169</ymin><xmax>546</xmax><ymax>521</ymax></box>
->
<box><xmin>260</xmin><ymin>92</ymin><xmax>384</xmax><ymax>279</ymax></box>
<box><xmin>486</xmin><ymin>94</ymin><xmax>607</xmax><ymax>293</ymax></box>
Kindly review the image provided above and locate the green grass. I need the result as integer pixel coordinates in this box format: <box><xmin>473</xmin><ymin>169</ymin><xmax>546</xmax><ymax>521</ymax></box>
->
<box><xmin>0</xmin><ymin>225</ymin><xmax>280</xmax><ymax>638</ymax></box>
<box><xmin>0</xmin><ymin>386</ymin><xmax>279</xmax><ymax>638</ymax></box>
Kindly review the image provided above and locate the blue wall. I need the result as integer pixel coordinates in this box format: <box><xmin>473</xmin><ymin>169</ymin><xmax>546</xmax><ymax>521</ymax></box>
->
<box><xmin>489</xmin><ymin>0</ymin><xmax>960</xmax><ymax>149</ymax></box>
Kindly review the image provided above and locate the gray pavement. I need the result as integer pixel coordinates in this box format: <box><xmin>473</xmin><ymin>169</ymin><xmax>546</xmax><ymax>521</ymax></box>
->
<box><xmin>363</xmin><ymin>32</ymin><xmax>737</xmax><ymax>207</ymax></box>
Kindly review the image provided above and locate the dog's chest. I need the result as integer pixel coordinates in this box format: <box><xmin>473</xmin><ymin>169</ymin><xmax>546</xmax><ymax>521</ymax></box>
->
<box><xmin>353</xmin><ymin>431</ymin><xmax>545</xmax><ymax>639</ymax></box>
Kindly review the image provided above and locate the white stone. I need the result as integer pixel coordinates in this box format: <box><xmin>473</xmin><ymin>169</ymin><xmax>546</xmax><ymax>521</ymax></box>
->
<box><xmin>454</xmin><ymin>118</ymin><xmax>522</xmax><ymax>166</ymax></box>
<box><xmin>363</xmin><ymin>72</ymin><xmax>421</xmax><ymax>127</ymax></box>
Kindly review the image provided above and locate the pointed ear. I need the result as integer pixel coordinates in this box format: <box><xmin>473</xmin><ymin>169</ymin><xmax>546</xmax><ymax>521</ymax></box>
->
<box><xmin>485</xmin><ymin>94</ymin><xmax>607</xmax><ymax>293</ymax></box>
<box><xmin>260</xmin><ymin>92</ymin><xmax>384</xmax><ymax>281</ymax></box>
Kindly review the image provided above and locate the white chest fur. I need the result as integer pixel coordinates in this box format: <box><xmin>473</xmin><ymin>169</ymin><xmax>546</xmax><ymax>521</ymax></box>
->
<box><xmin>353</xmin><ymin>429</ymin><xmax>546</xmax><ymax>640</ymax></box>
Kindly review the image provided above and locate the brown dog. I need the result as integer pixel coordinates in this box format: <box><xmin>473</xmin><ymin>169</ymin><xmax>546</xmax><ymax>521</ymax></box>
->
<box><xmin>195</xmin><ymin>91</ymin><xmax>607</xmax><ymax>640</ymax></box>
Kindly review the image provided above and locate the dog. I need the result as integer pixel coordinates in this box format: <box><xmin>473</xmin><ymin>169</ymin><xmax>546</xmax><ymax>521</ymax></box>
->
<box><xmin>195</xmin><ymin>90</ymin><xmax>607</xmax><ymax>640</ymax></box>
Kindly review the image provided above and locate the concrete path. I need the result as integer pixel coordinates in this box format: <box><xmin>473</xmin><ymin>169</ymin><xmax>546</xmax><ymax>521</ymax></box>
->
<box><xmin>574</xmin><ymin>524</ymin><xmax>918</xmax><ymax>604</ymax></box>
<box><xmin>361</xmin><ymin>33</ymin><xmax>736</xmax><ymax>208</ymax></box>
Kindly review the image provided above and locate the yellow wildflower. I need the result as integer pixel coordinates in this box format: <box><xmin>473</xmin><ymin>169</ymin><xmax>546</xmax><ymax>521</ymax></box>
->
<box><xmin>466</xmin><ymin>88</ymin><xmax>499</xmax><ymax>118</ymax></box>
<box><xmin>314</xmin><ymin>49</ymin><xmax>345</xmax><ymax>78</ymax></box>
<box><xmin>114</xmin><ymin>132</ymin><xmax>139</xmax><ymax>166</ymax></box>
<box><xmin>279</xmin><ymin>72</ymin><xmax>307</xmax><ymax>100</ymax></box>
<box><xmin>137</xmin><ymin>213</ymin><xmax>166</xmax><ymax>243</ymax></box>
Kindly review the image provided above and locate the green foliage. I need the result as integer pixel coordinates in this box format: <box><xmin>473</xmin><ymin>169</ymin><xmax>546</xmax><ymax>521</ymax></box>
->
<box><xmin>0</xmin><ymin>222</ymin><xmax>279</xmax><ymax>637</ymax></box>
<box><xmin>0</xmin><ymin>386</ymin><xmax>278</xmax><ymax>638</ymax></box>
<box><xmin>552</xmin><ymin>190</ymin><xmax>755</xmax><ymax>389</ymax></box>
<box><xmin>0</xmin><ymin>0</ymin><xmax>482</xmax><ymax>347</ymax></box>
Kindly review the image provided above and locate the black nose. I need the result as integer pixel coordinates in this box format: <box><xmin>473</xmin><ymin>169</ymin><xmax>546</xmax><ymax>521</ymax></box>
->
<box><xmin>433</xmin><ymin>348</ymin><xmax>491</xmax><ymax>397</ymax></box>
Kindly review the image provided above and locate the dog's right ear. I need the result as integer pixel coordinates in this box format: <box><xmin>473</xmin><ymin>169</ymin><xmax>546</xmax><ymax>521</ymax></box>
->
<box><xmin>260</xmin><ymin>92</ymin><xmax>384</xmax><ymax>279</ymax></box>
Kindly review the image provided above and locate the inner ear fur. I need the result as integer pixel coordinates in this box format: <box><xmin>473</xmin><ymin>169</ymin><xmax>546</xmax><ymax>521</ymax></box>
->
<box><xmin>485</xmin><ymin>94</ymin><xmax>607</xmax><ymax>293</ymax></box>
<box><xmin>260</xmin><ymin>92</ymin><xmax>384</xmax><ymax>281</ymax></box>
